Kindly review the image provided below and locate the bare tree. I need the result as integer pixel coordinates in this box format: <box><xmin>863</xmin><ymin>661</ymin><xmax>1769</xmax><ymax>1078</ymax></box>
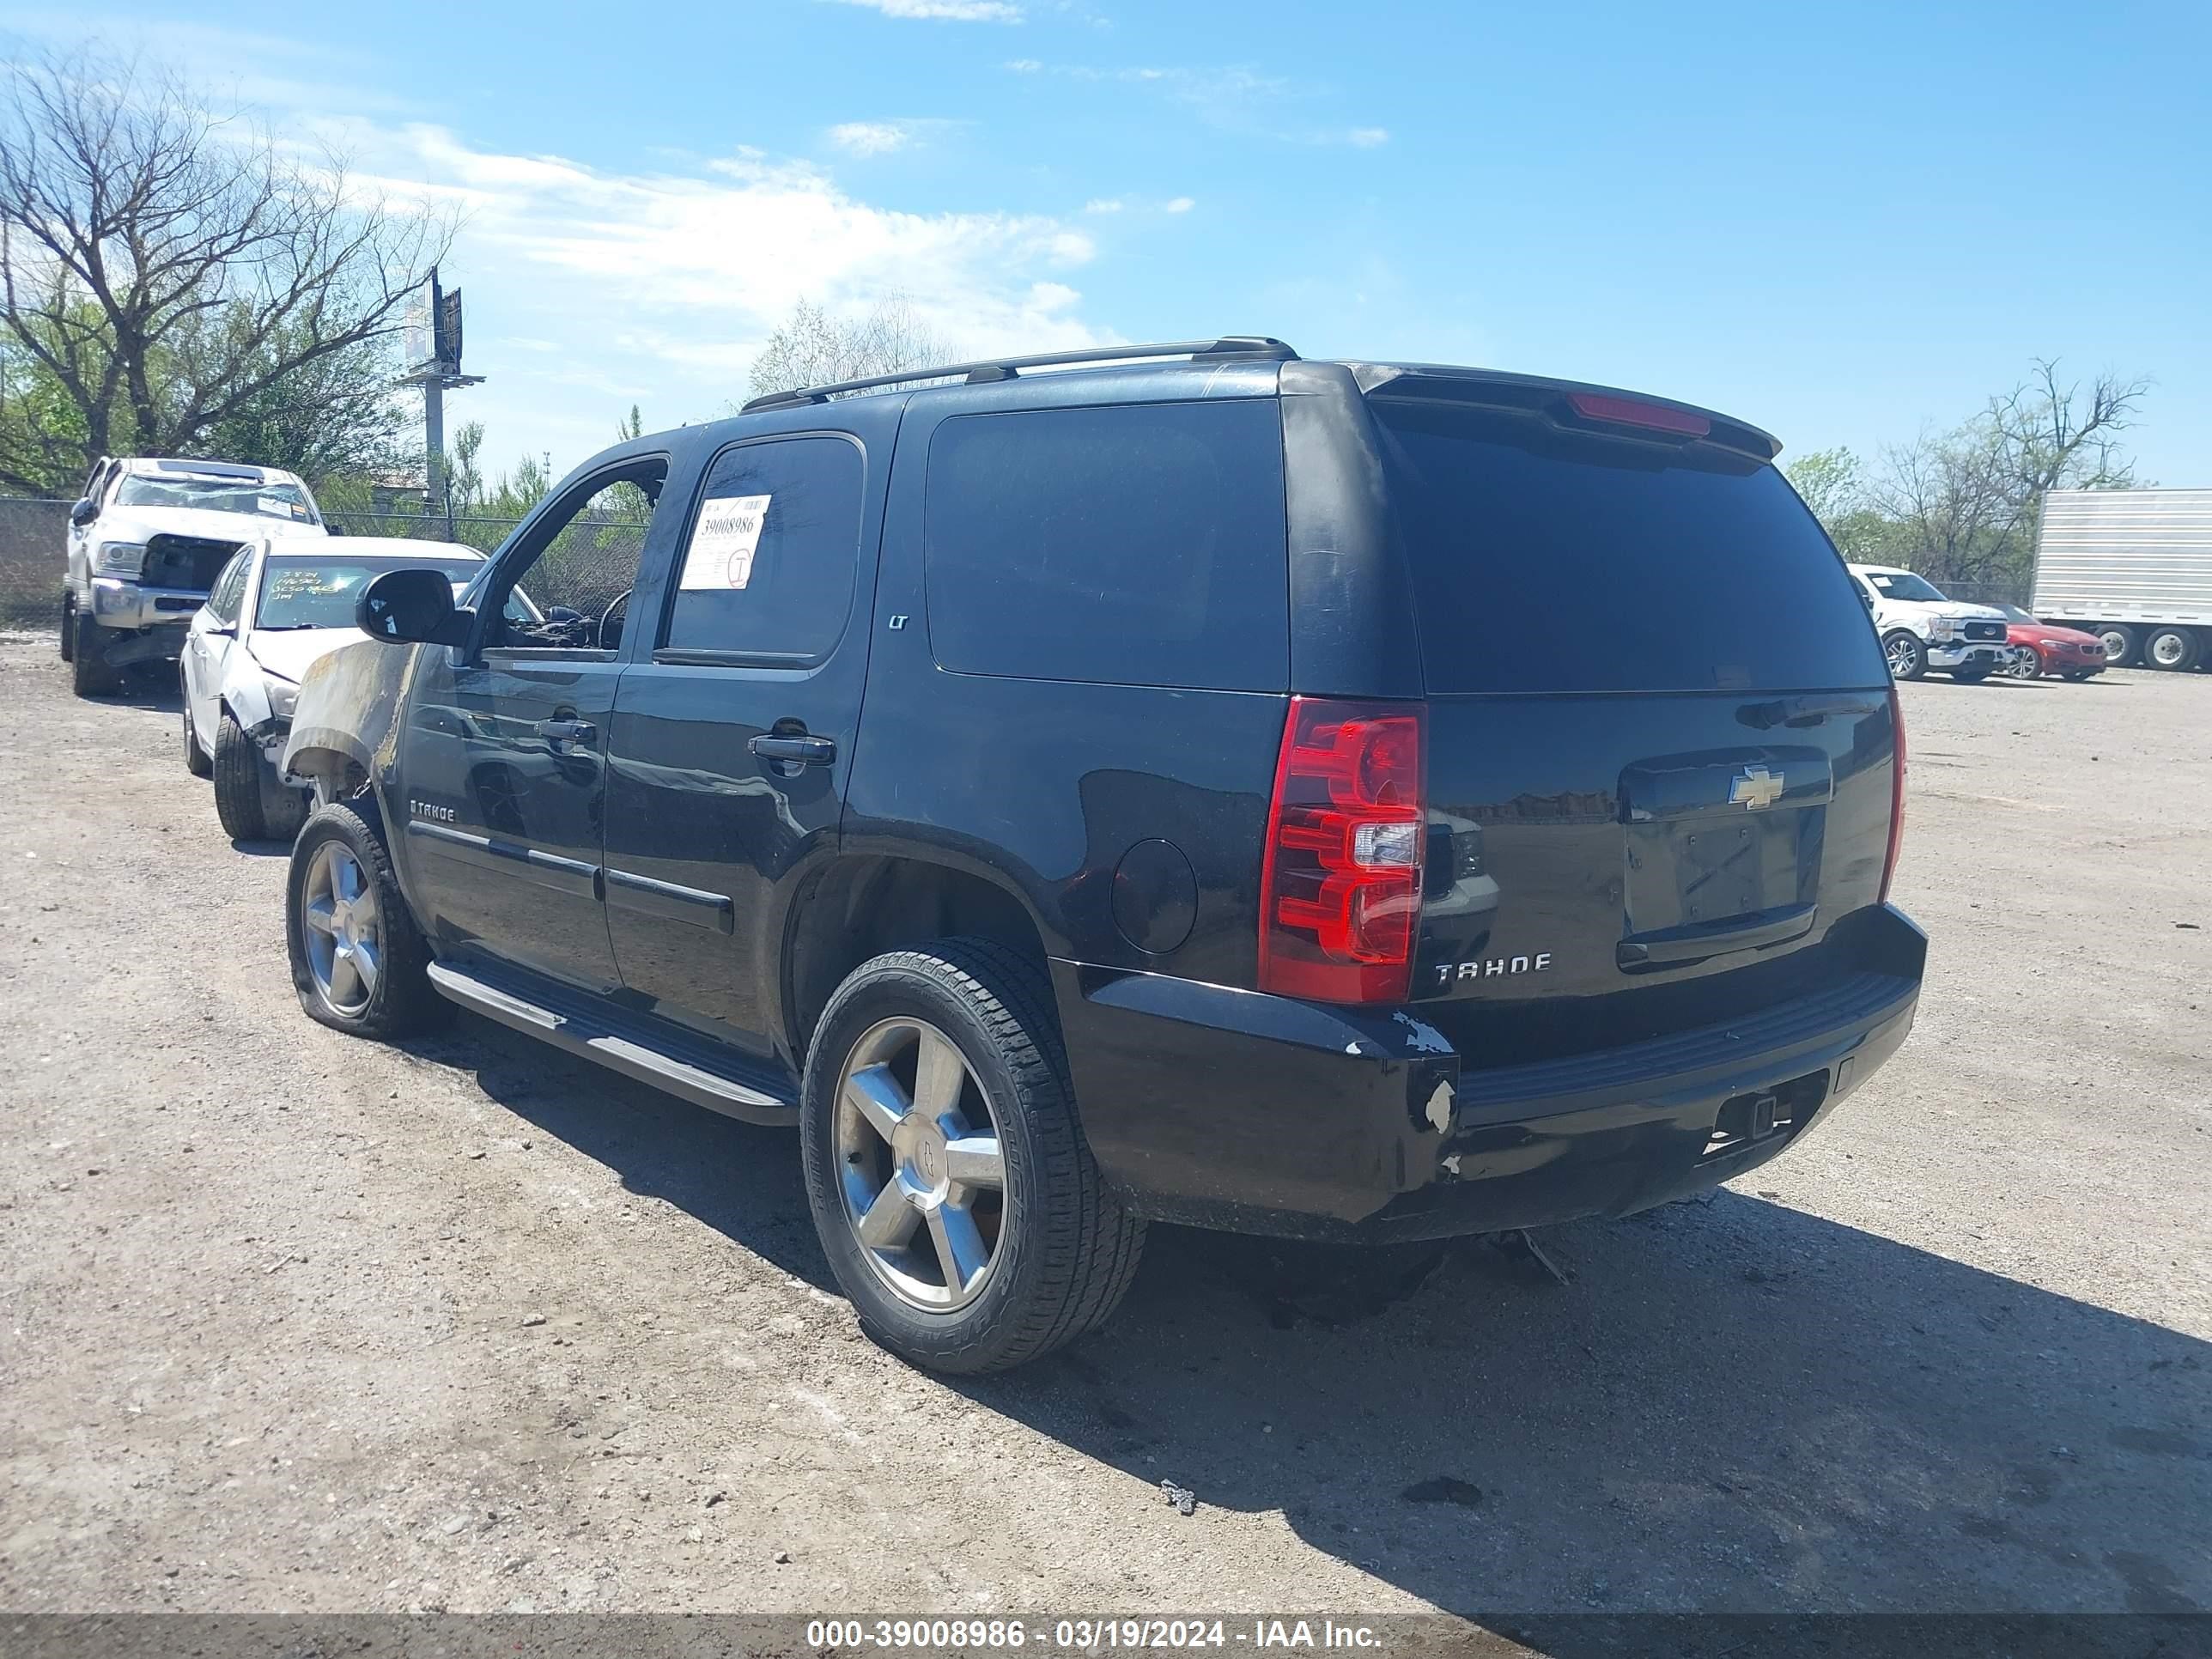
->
<box><xmin>745</xmin><ymin>296</ymin><xmax>953</xmax><ymax>402</ymax></box>
<box><xmin>1869</xmin><ymin>360</ymin><xmax>2149</xmax><ymax>586</ymax></box>
<box><xmin>0</xmin><ymin>46</ymin><xmax>451</xmax><ymax>490</ymax></box>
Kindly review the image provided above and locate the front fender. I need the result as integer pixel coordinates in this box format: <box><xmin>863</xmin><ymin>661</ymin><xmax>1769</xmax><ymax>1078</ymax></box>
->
<box><xmin>280</xmin><ymin>636</ymin><xmax>417</xmax><ymax>793</ymax></box>
<box><xmin>220</xmin><ymin>653</ymin><xmax>280</xmax><ymax>749</ymax></box>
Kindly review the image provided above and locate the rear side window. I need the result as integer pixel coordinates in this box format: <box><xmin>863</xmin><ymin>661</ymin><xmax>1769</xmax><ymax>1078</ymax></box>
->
<box><xmin>924</xmin><ymin>400</ymin><xmax>1287</xmax><ymax>690</ymax></box>
<box><xmin>1372</xmin><ymin>401</ymin><xmax>1887</xmax><ymax>694</ymax></box>
<box><xmin>665</xmin><ymin>435</ymin><xmax>865</xmax><ymax>660</ymax></box>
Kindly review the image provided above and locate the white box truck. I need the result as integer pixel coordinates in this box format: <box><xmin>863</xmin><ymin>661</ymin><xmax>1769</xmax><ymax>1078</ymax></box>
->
<box><xmin>2033</xmin><ymin>488</ymin><xmax>2212</xmax><ymax>669</ymax></box>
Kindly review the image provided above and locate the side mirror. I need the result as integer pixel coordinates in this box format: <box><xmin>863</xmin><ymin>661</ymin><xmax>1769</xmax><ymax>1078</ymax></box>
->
<box><xmin>357</xmin><ymin>567</ymin><xmax>473</xmax><ymax>647</ymax></box>
<box><xmin>1859</xmin><ymin>589</ymin><xmax>1875</xmax><ymax>610</ymax></box>
<box><xmin>70</xmin><ymin>497</ymin><xmax>97</xmax><ymax>527</ymax></box>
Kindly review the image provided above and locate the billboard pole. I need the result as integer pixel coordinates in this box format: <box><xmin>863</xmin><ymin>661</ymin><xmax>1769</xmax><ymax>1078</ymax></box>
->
<box><xmin>401</xmin><ymin>265</ymin><xmax>482</xmax><ymax>543</ymax></box>
<box><xmin>424</xmin><ymin>373</ymin><xmax>448</xmax><ymax>538</ymax></box>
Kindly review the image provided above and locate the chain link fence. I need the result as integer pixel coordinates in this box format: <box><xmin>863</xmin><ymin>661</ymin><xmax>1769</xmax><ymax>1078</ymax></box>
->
<box><xmin>0</xmin><ymin>498</ymin><xmax>70</xmax><ymax>625</ymax></box>
<box><xmin>319</xmin><ymin>506</ymin><xmax>526</xmax><ymax>553</ymax></box>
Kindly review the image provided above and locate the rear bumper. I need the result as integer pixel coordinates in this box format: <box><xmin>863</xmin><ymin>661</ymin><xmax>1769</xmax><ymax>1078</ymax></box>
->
<box><xmin>1055</xmin><ymin>905</ymin><xmax>1926</xmax><ymax>1243</ymax></box>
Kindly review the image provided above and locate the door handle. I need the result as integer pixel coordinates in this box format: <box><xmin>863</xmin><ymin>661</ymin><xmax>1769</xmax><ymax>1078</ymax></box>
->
<box><xmin>535</xmin><ymin>718</ymin><xmax>597</xmax><ymax>745</ymax></box>
<box><xmin>749</xmin><ymin>732</ymin><xmax>836</xmax><ymax>765</ymax></box>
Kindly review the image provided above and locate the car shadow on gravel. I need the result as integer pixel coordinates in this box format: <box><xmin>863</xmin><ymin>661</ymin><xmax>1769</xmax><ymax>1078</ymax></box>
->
<box><xmin>406</xmin><ymin>1013</ymin><xmax>2209</xmax><ymax>1628</ymax></box>
<box><xmin>966</xmin><ymin>1203</ymin><xmax>2210</xmax><ymax>1628</ymax></box>
<box><xmin>402</xmin><ymin>1012</ymin><xmax>840</xmax><ymax>1292</ymax></box>
<box><xmin>84</xmin><ymin>670</ymin><xmax>183</xmax><ymax>713</ymax></box>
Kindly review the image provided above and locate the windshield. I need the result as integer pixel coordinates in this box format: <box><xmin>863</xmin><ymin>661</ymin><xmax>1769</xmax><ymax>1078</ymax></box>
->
<box><xmin>115</xmin><ymin>474</ymin><xmax>318</xmax><ymax>523</ymax></box>
<box><xmin>1995</xmin><ymin>603</ymin><xmax>2035</xmax><ymax>623</ymax></box>
<box><xmin>1864</xmin><ymin>569</ymin><xmax>1948</xmax><ymax>603</ymax></box>
<box><xmin>256</xmin><ymin>556</ymin><xmax>484</xmax><ymax>629</ymax></box>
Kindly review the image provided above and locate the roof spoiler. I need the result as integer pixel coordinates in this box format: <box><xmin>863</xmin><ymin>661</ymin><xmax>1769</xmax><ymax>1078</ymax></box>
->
<box><xmin>1348</xmin><ymin>362</ymin><xmax>1781</xmax><ymax>459</ymax></box>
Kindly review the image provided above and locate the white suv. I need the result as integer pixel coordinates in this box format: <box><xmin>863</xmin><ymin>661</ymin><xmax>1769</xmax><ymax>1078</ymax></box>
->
<box><xmin>60</xmin><ymin>456</ymin><xmax>328</xmax><ymax>696</ymax></box>
<box><xmin>1848</xmin><ymin>563</ymin><xmax>2012</xmax><ymax>683</ymax></box>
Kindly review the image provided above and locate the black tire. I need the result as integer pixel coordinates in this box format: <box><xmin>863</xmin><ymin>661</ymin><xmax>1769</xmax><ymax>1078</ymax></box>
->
<box><xmin>70</xmin><ymin>610</ymin><xmax>121</xmax><ymax>696</ymax></box>
<box><xmin>1949</xmin><ymin>663</ymin><xmax>1995</xmax><ymax>684</ymax></box>
<box><xmin>181</xmin><ymin>674</ymin><xmax>214</xmax><ymax>778</ymax></box>
<box><xmin>2097</xmin><ymin>624</ymin><xmax>2140</xmax><ymax>667</ymax></box>
<box><xmin>1881</xmin><ymin>629</ymin><xmax>1928</xmax><ymax>681</ymax></box>
<box><xmin>285</xmin><ymin>802</ymin><xmax>450</xmax><ymax>1038</ymax></box>
<box><xmin>799</xmin><ymin>939</ymin><xmax>1146</xmax><ymax>1375</ymax></box>
<box><xmin>2144</xmin><ymin>627</ymin><xmax>2203</xmax><ymax>672</ymax></box>
<box><xmin>58</xmin><ymin>595</ymin><xmax>73</xmax><ymax>660</ymax></box>
<box><xmin>211</xmin><ymin>708</ymin><xmax>270</xmax><ymax>840</ymax></box>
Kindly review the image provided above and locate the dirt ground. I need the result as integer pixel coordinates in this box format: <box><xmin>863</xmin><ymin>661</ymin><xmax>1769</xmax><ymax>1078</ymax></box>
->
<box><xmin>0</xmin><ymin>631</ymin><xmax>2205</xmax><ymax>1628</ymax></box>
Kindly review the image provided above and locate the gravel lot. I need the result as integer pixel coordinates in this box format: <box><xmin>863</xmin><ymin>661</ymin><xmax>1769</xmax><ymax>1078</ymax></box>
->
<box><xmin>1</xmin><ymin>633</ymin><xmax>2205</xmax><ymax>1628</ymax></box>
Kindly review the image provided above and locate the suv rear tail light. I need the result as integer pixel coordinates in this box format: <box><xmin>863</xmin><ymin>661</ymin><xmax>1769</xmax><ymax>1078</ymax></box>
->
<box><xmin>1259</xmin><ymin>697</ymin><xmax>1425</xmax><ymax>1004</ymax></box>
<box><xmin>1880</xmin><ymin>687</ymin><xmax>1906</xmax><ymax>902</ymax></box>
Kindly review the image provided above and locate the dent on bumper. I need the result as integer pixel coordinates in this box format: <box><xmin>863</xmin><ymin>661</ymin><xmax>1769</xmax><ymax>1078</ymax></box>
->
<box><xmin>1054</xmin><ymin>908</ymin><xmax>1928</xmax><ymax>1242</ymax></box>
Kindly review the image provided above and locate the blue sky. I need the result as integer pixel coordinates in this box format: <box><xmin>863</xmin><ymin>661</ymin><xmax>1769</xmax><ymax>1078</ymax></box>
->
<box><xmin>11</xmin><ymin>0</ymin><xmax>2210</xmax><ymax>484</ymax></box>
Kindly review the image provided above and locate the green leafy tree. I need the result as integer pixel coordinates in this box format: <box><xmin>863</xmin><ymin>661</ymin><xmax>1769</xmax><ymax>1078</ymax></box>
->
<box><xmin>202</xmin><ymin>330</ymin><xmax>411</xmax><ymax>484</ymax></box>
<box><xmin>1784</xmin><ymin>446</ymin><xmax>1896</xmax><ymax>562</ymax></box>
<box><xmin>0</xmin><ymin>45</ymin><xmax>449</xmax><ymax>490</ymax></box>
<box><xmin>1869</xmin><ymin>361</ymin><xmax>2148</xmax><ymax>588</ymax></box>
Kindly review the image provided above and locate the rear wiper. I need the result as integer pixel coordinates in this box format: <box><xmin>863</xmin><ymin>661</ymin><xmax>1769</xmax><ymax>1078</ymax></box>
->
<box><xmin>1738</xmin><ymin>695</ymin><xmax>1875</xmax><ymax>730</ymax></box>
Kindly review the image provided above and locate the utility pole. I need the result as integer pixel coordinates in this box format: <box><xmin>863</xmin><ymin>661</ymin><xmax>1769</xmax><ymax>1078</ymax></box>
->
<box><xmin>398</xmin><ymin>267</ymin><xmax>483</xmax><ymax>541</ymax></box>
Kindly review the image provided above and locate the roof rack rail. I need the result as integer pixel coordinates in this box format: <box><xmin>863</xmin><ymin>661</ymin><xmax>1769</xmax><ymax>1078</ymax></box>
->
<box><xmin>739</xmin><ymin>336</ymin><xmax>1298</xmax><ymax>414</ymax></box>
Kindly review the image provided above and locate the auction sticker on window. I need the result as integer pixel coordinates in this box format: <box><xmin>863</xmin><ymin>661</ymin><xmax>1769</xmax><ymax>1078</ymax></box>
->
<box><xmin>679</xmin><ymin>494</ymin><xmax>771</xmax><ymax>590</ymax></box>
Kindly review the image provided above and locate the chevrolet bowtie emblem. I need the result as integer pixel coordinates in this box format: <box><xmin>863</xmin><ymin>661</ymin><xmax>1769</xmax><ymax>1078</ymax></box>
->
<box><xmin>1729</xmin><ymin>765</ymin><xmax>1784</xmax><ymax>811</ymax></box>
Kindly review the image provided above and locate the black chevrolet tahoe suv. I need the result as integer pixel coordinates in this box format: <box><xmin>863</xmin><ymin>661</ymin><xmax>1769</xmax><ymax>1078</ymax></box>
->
<box><xmin>278</xmin><ymin>337</ymin><xmax>1924</xmax><ymax>1374</ymax></box>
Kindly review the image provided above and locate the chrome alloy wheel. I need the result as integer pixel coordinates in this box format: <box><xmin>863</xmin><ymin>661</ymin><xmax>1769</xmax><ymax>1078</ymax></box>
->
<box><xmin>833</xmin><ymin>1016</ymin><xmax>1007</xmax><ymax>1313</ymax></box>
<box><xmin>299</xmin><ymin>842</ymin><xmax>381</xmax><ymax>1017</ymax></box>
<box><xmin>1884</xmin><ymin>635</ymin><xmax>1917</xmax><ymax>677</ymax></box>
<box><xmin>2007</xmin><ymin>647</ymin><xmax>2041</xmax><ymax>678</ymax></box>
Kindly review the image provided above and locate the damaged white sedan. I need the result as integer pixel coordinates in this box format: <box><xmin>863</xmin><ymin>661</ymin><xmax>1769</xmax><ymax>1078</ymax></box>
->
<box><xmin>181</xmin><ymin>537</ymin><xmax>489</xmax><ymax>841</ymax></box>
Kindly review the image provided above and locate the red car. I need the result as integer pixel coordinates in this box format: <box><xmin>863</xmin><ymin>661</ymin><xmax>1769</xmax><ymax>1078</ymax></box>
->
<box><xmin>1996</xmin><ymin>604</ymin><xmax>2108</xmax><ymax>680</ymax></box>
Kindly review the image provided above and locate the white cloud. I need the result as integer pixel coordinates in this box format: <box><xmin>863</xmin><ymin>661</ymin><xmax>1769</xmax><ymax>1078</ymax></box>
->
<box><xmin>819</xmin><ymin>0</ymin><xmax>1024</xmax><ymax>20</ymax></box>
<box><xmin>328</xmin><ymin>125</ymin><xmax>1110</xmax><ymax>462</ymax></box>
<box><xmin>1163</xmin><ymin>196</ymin><xmax>1195</xmax><ymax>214</ymax></box>
<box><xmin>827</xmin><ymin>121</ymin><xmax>914</xmax><ymax>156</ymax></box>
<box><xmin>1006</xmin><ymin>58</ymin><xmax>1044</xmax><ymax>72</ymax></box>
<box><xmin>1346</xmin><ymin>126</ymin><xmax>1390</xmax><ymax>148</ymax></box>
<box><xmin>1083</xmin><ymin>198</ymin><xmax>1124</xmax><ymax>214</ymax></box>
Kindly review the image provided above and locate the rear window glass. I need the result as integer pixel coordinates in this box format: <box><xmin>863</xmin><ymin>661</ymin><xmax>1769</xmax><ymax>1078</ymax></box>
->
<box><xmin>924</xmin><ymin>400</ymin><xmax>1287</xmax><ymax>690</ymax></box>
<box><xmin>1372</xmin><ymin>401</ymin><xmax>1887</xmax><ymax>694</ymax></box>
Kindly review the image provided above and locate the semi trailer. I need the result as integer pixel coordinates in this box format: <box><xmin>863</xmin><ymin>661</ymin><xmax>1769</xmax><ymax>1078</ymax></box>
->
<box><xmin>2033</xmin><ymin>488</ymin><xmax>2212</xmax><ymax>669</ymax></box>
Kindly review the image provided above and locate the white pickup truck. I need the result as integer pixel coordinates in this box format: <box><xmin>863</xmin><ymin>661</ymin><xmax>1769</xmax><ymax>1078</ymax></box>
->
<box><xmin>1847</xmin><ymin>563</ymin><xmax>2013</xmax><ymax>683</ymax></box>
<box><xmin>60</xmin><ymin>456</ymin><xmax>328</xmax><ymax>696</ymax></box>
